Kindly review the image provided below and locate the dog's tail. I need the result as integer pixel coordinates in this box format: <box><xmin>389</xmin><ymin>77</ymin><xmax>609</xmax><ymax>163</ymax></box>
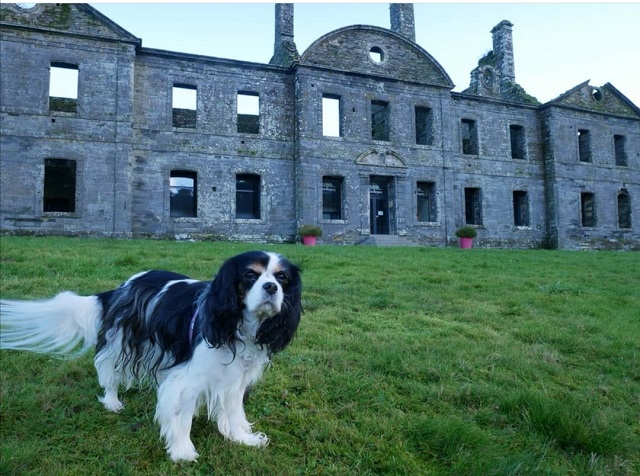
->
<box><xmin>0</xmin><ymin>292</ymin><xmax>104</xmax><ymax>358</ymax></box>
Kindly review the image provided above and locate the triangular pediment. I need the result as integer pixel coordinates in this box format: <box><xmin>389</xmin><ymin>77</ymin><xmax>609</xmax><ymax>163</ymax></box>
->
<box><xmin>0</xmin><ymin>4</ymin><xmax>140</xmax><ymax>45</ymax></box>
<box><xmin>546</xmin><ymin>81</ymin><xmax>640</xmax><ymax>118</ymax></box>
<box><xmin>356</xmin><ymin>149</ymin><xmax>407</xmax><ymax>168</ymax></box>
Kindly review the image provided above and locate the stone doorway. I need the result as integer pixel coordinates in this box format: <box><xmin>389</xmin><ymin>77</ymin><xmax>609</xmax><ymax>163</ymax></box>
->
<box><xmin>369</xmin><ymin>175</ymin><xmax>394</xmax><ymax>235</ymax></box>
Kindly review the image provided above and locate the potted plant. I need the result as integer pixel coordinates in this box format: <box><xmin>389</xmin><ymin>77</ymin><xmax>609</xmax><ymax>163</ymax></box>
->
<box><xmin>298</xmin><ymin>224</ymin><xmax>322</xmax><ymax>246</ymax></box>
<box><xmin>455</xmin><ymin>226</ymin><xmax>477</xmax><ymax>249</ymax></box>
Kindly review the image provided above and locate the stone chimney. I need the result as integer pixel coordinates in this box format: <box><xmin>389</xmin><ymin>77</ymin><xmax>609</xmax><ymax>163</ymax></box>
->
<box><xmin>491</xmin><ymin>20</ymin><xmax>515</xmax><ymax>84</ymax></box>
<box><xmin>270</xmin><ymin>3</ymin><xmax>299</xmax><ymax>67</ymax></box>
<box><xmin>390</xmin><ymin>3</ymin><xmax>415</xmax><ymax>42</ymax></box>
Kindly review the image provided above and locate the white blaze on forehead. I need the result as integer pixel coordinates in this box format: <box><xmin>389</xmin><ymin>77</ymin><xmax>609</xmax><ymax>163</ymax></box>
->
<box><xmin>265</xmin><ymin>252</ymin><xmax>282</xmax><ymax>274</ymax></box>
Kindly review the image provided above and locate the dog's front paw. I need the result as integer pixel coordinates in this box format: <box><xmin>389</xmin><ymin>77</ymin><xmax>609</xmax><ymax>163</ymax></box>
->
<box><xmin>98</xmin><ymin>395</ymin><xmax>124</xmax><ymax>413</ymax></box>
<box><xmin>244</xmin><ymin>431</ymin><xmax>269</xmax><ymax>447</ymax></box>
<box><xmin>168</xmin><ymin>446</ymin><xmax>199</xmax><ymax>463</ymax></box>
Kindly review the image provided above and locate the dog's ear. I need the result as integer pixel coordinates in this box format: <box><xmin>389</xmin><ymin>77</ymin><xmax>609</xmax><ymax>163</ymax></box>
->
<box><xmin>256</xmin><ymin>262</ymin><xmax>302</xmax><ymax>354</ymax></box>
<box><xmin>201</xmin><ymin>257</ymin><xmax>243</xmax><ymax>355</ymax></box>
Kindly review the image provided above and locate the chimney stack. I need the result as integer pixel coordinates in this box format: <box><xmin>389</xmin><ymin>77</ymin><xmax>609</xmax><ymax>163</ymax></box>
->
<box><xmin>270</xmin><ymin>3</ymin><xmax>299</xmax><ymax>67</ymax></box>
<box><xmin>390</xmin><ymin>4</ymin><xmax>416</xmax><ymax>42</ymax></box>
<box><xmin>491</xmin><ymin>20</ymin><xmax>515</xmax><ymax>84</ymax></box>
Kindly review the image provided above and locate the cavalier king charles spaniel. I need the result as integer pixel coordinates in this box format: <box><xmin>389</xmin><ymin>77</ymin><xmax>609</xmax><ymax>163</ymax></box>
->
<box><xmin>0</xmin><ymin>251</ymin><xmax>302</xmax><ymax>462</ymax></box>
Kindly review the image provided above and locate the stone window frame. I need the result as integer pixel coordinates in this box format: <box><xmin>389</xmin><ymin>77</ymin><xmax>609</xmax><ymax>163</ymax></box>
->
<box><xmin>234</xmin><ymin>172</ymin><xmax>263</xmax><ymax>222</ymax></box>
<box><xmin>12</xmin><ymin>3</ymin><xmax>43</xmax><ymax>13</ymax></box>
<box><xmin>580</xmin><ymin>191</ymin><xmax>597</xmax><ymax>228</ymax></box>
<box><xmin>169</xmin><ymin>169</ymin><xmax>198</xmax><ymax>219</ymax></box>
<box><xmin>464</xmin><ymin>187</ymin><xmax>483</xmax><ymax>226</ymax></box>
<box><xmin>577</xmin><ymin>128</ymin><xmax>592</xmax><ymax>163</ymax></box>
<box><xmin>617</xmin><ymin>189</ymin><xmax>632</xmax><ymax>229</ymax></box>
<box><xmin>613</xmin><ymin>134</ymin><xmax>628</xmax><ymax>167</ymax></box>
<box><xmin>321</xmin><ymin>174</ymin><xmax>346</xmax><ymax>223</ymax></box>
<box><xmin>236</xmin><ymin>90</ymin><xmax>261</xmax><ymax>135</ymax></box>
<box><xmin>321</xmin><ymin>93</ymin><xmax>342</xmax><ymax>138</ymax></box>
<box><xmin>371</xmin><ymin>99</ymin><xmax>390</xmax><ymax>142</ymax></box>
<box><xmin>171</xmin><ymin>83</ymin><xmax>198</xmax><ymax>129</ymax></box>
<box><xmin>509</xmin><ymin>124</ymin><xmax>527</xmax><ymax>160</ymax></box>
<box><xmin>512</xmin><ymin>190</ymin><xmax>531</xmax><ymax>228</ymax></box>
<box><xmin>416</xmin><ymin>180</ymin><xmax>438</xmax><ymax>224</ymax></box>
<box><xmin>460</xmin><ymin>118</ymin><xmax>479</xmax><ymax>156</ymax></box>
<box><xmin>41</xmin><ymin>156</ymin><xmax>83</xmax><ymax>219</ymax></box>
<box><xmin>367</xmin><ymin>45</ymin><xmax>386</xmax><ymax>65</ymax></box>
<box><xmin>415</xmin><ymin>105</ymin><xmax>434</xmax><ymax>147</ymax></box>
<box><xmin>48</xmin><ymin>61</ymin><xmax>80</xmax><ymax>115</ymax></box>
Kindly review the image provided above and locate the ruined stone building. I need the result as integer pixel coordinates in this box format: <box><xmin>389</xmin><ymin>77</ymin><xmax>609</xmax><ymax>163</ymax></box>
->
<box><xmin>1</xmin><ymin>3</ymin><xmax>638</xmax><ymax>249</ymax></box>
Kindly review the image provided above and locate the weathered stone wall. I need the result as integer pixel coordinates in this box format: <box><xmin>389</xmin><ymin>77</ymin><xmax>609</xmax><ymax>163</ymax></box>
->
<box><xmin>129</xmin><ymin>50</ymin><xmax>297</xmax><ymax>241</ymax></box>
<box><xmin>1</xmin><ymin>3</ymin><xmax>638</xmax><ymax>249</ymax></box>
<box><xmin>0</xmin><ymin>4</ymin><xmax>135</xmax><ymax>235</ymax></box>
<box><xmin>446</xmin><ymin>94</ymin><xmax>547</xmax><ymax>248</ymax></box>
<box><xmin>541</xmin><ymin>104</ymin><xmax>640</xmax><ymax>250</ymax></box>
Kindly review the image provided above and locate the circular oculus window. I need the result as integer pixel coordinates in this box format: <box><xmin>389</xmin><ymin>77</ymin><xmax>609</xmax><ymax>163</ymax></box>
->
<box><xmin>15</xmin><ymin>3</ymin><xmax>38</xmax><ymax>11</ymax></box>
<box><xmin>591</xmin><ymin>87</ymin><xmax>604</xmax><ymax>102</ymax></box>
<box><xmin>368</xmin><ymin>46</ymin><xmax>385</xmax><ymax>64</ymax></box>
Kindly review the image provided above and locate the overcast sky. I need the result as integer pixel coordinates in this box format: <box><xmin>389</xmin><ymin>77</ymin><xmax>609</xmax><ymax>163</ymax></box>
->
<box><xmin>91</xmin><ymin>2</ymin><xmax>640</xmax><ymax>106</ymax></box>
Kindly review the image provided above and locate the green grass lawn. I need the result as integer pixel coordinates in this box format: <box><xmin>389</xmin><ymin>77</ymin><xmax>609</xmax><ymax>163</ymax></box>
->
<box><xmin>1</xmin><ymin>236</ymin><xmax>639</xmax><ymax>475</ymax></box>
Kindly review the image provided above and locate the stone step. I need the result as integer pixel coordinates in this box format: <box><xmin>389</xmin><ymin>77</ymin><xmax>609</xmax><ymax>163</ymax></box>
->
<box><xmin>358</xmin><ymin>234</ymin><xmax>420</xmax><ymax>247</ymax></box>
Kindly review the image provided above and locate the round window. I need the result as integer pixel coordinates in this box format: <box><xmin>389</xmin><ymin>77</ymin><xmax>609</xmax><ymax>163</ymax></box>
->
<box><xmin>591</xmin><ymin>87</ymin><xmax>604</xmax><ymax>102</ymax></box>
<box><xmin>369</xmin><ymin>46</ymin><xmax>384</xmax><ymax>64</ymax></box>
<box><xmin>15</xmin><ymin>3</ymin><xmax>38</xmax><ymax>11</ymax></box>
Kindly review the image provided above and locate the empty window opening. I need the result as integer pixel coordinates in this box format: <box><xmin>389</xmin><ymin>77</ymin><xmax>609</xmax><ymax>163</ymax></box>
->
<box><xmin>371</xmin><ymin>100</ymin><xmax>389</xmax><ymax>141</ymax></box>
<box><xmin>417</xmin><ymin>181</ymin><xmax>437</xmax><ymax>222</ymax></box>
<box><xmin>464</xmin><ymin>187</ymin><xmax>482</xmax><ymax>225</ymax></box>
<box><xmin>322</xmin><ymin>176</ymin><xmax>343</xmax><ymax>220</ymax></box>
<box><xmin>614</xmin><ymin>135</ymin><xmax>627</xmax><ymax>166</ymax></box>
<box><xmin>513</xmin><ymin>190</ymin><xmax>530</xmax><ymax>226</ymax></box>
<box><xmin>415</xmin><ymin>107</ymin><xmax>434</xmax><ymax>146</ymax></box>
<box><xmin>170</xmin><ymin>170</ymin><xmax>197</xmax><ymax>217</ymax></box>
<box><xmin>237</xmin><ymin>91</ymin><xmax>260</xmax><ymax>134</ymax></box>
<box><xmin>236</xmin><ymin>173</ymin><xmax>260</xmax><ymax>219</ymax></box>
<box><xmin>322</xmin><ymin>95</ymin><xmax>341</xmax><ymax>137</ymax></box>
<box><xmin>617</xmin><ymin>190</ymin><xmax>631</xmax><ymax>229</ymax></box>
<box><xmin>44</xmin><ymin>158</ymin><xmax>76</xmax><ymax>213</ymax></box>
<box><xmin>49</xmin><ymin>62</ymin><xmax>78</xmax><ymax>113</ymax></box>
<box><xmin>461</xmin><ymin>119</ymin><xmax>478</xmax><ymax>155</ymax></box>
<box><xmin>578</xmin><ymin>129</ymin><xmax>591</xmax><ymax>162</ymax></box>
<box><xmin>591</xmin><ymin>87</ymin><xmax>604</xmax><ymax>101</ymax></box>
<box><xmin>580</xmin><ymin>192</ymin><xmax>596</xmax><ymax>227</ymax></box>
<box><xmin>510</xmin><ymin>125</ymin><xmax>526</xmax><ymax>160</ymax></box>
<box><xmin>369</xmin><ymin>46</ymin><xmax>384</xmax><ymax>63</ymax></box>
<box><xmin>172</xmin><ymin>84</ymin><xmax>197</xmax><ymax>128</ymax></box>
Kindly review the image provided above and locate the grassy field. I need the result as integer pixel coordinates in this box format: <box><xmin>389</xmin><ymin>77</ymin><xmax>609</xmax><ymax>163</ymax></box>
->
<box><xmin>1</xmin><ymin>236</ymin><xmax>639</xmax><ymax>476</ymax></box>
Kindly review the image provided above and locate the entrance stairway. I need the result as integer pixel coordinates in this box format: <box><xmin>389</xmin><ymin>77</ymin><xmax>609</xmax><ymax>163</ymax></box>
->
<box><xmin>358</xmin><ymin>234</ymin><xmax>420</xmax><ymax>247</ymax></box>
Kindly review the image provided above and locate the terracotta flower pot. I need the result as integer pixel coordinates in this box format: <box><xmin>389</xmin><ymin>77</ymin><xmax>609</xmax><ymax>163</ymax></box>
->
<box><xmin>302</xmin><ymin>236</ymin><xmax>317</xmax><ymax>246</ymax></box>
<box><xmin>459</xmin><ymin>237</ymin><xmax>473</xmax><ymax>249</ymax></box>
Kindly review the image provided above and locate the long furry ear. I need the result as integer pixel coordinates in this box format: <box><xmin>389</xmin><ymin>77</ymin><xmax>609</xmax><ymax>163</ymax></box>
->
<box><xmin>256</xmin><ymin>263</ymin><xmax>302</xmax><ymax>354</ymax></box>
<box><xmin>201</xmin><ymin>258</ymin><xmax>243</xmax><ymax>355</ymax></box>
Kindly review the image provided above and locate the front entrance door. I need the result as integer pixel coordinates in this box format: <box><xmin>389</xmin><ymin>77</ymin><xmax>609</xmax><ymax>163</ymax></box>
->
<box><xmin>370</xmin><ymin>176</ymin><xmax>390</xmax><ymax>235</ymax></box>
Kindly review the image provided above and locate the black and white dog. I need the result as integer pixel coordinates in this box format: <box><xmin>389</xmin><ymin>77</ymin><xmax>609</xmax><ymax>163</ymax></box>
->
<box><xmin>0</xmin><ymin>251</ymin><xmax>302</xmax><ymax>462</ymax></box>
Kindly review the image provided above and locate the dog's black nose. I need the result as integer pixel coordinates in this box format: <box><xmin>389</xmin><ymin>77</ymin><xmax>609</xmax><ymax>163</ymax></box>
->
<box><xmin>263</xmin><ymin>282</ymin><xmax>278</xmax><ymax>295</ymax></box>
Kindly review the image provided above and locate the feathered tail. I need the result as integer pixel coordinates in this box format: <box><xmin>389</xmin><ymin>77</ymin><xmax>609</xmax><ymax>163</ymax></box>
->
<box><xmin>0</xmin><ymin>291</ymin><xmax>103</xmax><ymax>358</ymax></box>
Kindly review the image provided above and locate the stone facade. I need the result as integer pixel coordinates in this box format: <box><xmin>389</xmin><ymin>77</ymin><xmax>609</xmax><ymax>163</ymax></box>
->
<box><xmin>1</xmin><ymin>3</ymin><xmax>638</xmax><ymax>249</ymax></box>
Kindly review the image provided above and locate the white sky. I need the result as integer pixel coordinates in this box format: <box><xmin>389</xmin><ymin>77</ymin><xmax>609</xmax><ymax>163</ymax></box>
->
<box><xmin>89</xmin><ymin>2</ymin><xmax>639</xmax><ymax>106</ymax></box>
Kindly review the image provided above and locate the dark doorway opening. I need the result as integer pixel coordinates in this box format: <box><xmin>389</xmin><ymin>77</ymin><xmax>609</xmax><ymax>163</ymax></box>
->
<box><xmin>370</xmin><ymin>175</ymin><xmax>392</xmax><ymax>235</ymax></box>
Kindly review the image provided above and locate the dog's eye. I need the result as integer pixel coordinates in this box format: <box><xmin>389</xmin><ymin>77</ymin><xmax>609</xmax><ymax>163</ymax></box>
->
<box><xmin>244</xmin><ymin>270</ymin><xmax>259</xmax><ymax>282</ymax></box>
<box><xmin>275</xmin><ymin>271</ymin><xmax>289</xmax><ymax>285</ymax></box>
